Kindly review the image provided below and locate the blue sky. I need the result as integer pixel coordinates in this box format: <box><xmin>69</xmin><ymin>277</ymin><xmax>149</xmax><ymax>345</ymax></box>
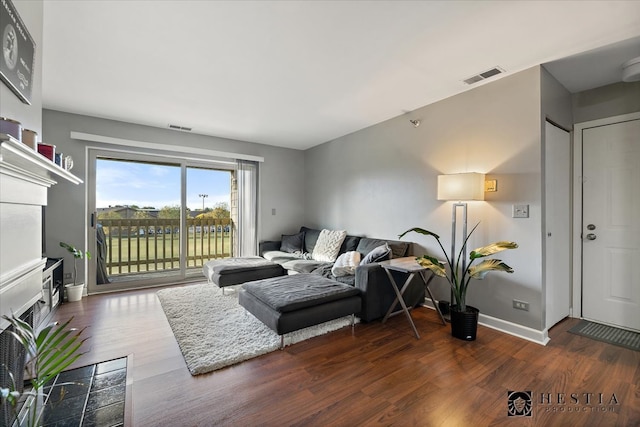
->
<box><xmin>96</xmin><ymin>159</ymin><xmax>231</xmax><ymax>211</ymax></box>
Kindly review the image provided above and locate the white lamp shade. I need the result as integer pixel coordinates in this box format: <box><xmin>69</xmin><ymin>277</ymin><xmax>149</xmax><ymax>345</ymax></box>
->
<box><xmin>437</xmin><ymin>172</ymin><xmax>485</xmax><ymax>201</ymax></box>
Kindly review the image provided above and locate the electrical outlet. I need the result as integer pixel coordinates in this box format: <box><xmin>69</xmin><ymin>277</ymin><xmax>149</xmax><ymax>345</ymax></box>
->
<box><xmin>512</xmin><ymin>204</ymin><xmax>529</xmax><ymax>218</ymax></box>
<box><xmin>64</xmin><ymin>273</ymin><xmax>72</xmax><ymax>279</ymax></box>
<box><xmin>513</xmin><ymin>299</ymin><xmax>529</xmax><ymax>311</ymax></box>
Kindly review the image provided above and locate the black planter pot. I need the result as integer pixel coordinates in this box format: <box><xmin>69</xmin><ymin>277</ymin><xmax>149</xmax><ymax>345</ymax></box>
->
<box><xmin>450</xmin><ymin>305</ymin><xmax>479</xmax><ymax>341</ymax></box>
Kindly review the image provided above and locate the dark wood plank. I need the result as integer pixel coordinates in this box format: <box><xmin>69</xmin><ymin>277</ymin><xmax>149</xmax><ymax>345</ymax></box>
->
<box><xmin>51</xmin><ymin>284</ymin><xmax>640</xmax><ymax>426</ymax></box>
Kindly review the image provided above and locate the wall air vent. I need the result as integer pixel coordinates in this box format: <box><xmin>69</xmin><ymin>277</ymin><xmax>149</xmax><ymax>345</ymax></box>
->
<box><xmin>463</xmin><ymin>66</ymin><xmax>505</xmax><ymax>85</ymax></box>
<box><xmin>168</xmin><ymin>124</ymin><xmax>192</xmax><ymax>131</ymax></box>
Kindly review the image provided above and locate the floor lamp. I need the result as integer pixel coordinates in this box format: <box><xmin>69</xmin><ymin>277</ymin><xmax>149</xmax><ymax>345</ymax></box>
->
<box><xmin>437</xmin><ymin>172</ymin><xmax>485</xmax><ymax>315</ymax></box>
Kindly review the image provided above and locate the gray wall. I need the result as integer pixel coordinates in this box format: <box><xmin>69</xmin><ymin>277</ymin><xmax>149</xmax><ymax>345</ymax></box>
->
<box><xmin>305</xmin><ymin>67</ymin><xmax>546</xmax><ymax>330</ymax></box>
<box><xmin>541</xmin><ymin>68</ymin><xmax>573</xmax><ymax>130</ymax></box>
<box><xmin>42</xmin><ymin>109</ymin><xmax>306</xmax><ymax>280</ymax></box>
<box><xmin>0</xmin><ymin>0</ymin><xmax>43</xmax><ymax>135</ymax></box>
<box><xmin>572</xmin><ymin>81</ymin><xmax>640</xmax><ymax>124</ymax></box>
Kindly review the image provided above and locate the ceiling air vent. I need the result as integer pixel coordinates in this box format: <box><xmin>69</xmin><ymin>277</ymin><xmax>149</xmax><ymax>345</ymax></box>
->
<box><xmin>463</xmin><ymin>66</ymin><xmax>505</xmax><ymax>85</ymax></box>
<box><xmin>168</xmin><ymin>124</ymin><xmax>192</xmax><ymax>131</ymax></box>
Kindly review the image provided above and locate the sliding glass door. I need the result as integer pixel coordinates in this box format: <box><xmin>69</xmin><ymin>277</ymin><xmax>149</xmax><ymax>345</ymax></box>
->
<box><xmin>185</xmin><ymin>166</ymin><xmax>234</xmax><ymax>272</ymax></box>
<box><xmin>87</xmin><ymin>150</ymin><xmax>232</xmax><ymax>293</ymax></box>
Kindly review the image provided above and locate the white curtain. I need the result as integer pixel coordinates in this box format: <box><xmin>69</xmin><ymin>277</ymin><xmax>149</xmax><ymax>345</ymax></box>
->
<box><xmin>236</xmin><ymin>160</ymin><xmax>259</xmax><ymax>257</ymax></box>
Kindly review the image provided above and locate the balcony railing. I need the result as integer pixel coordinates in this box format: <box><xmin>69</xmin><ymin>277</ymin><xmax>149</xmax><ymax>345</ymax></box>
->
<box><xmin>98</xmin><ymin>217</ymin><xmax>233</xmax><ymax>277</ymax></box>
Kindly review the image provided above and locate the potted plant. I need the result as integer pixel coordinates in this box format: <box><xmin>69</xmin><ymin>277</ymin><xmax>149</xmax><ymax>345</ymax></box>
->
<box><xmin>59</xmin><ymin>242</ymin><xmax>91</xmax><ymax>302</ymax></box>
<box><xmin>399</xmin><ymin>224</ymin><xmax>517</xmax><ymax>340</ymax></box>
<box><xmin>1</xmin><ymin>314</ymin><xmax>87</xmax><ymax>427</ymax></box>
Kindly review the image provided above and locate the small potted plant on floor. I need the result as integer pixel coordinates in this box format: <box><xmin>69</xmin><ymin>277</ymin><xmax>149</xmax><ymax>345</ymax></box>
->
<box><xmin>399</xmin><ymin>224</ymin><xmax>517</xmax><ymax>340</ymax></box>
<box><xmin>60</xmin><ymin>242</ymin><xmax>91</xmax><ymax>302</ymax></box>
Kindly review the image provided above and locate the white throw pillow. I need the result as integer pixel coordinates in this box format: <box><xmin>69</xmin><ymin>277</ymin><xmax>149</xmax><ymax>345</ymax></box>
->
<box><xmin>331</xmin><ymin>251</ymin><xmax>361</xmax><ymax>277</ymax></box>
<box><xmin>312</xmin><ymin>229</ymin><xmax>347</xmax><ymax>262</ymax></box>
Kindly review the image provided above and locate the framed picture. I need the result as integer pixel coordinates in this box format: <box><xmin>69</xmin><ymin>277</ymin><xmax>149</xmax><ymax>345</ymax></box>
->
<box><xmin>1</xmin><ymin>0</ymin><xmax>35</xmax><ymax>104</ymax></box>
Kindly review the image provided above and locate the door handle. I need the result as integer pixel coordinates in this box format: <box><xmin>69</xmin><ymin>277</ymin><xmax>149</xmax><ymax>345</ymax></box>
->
<box><xmin>586</xmin><ymin>233</ymin><xmax>597</xmax><ymax>240</ymax></box>
<box><xmin>587</xmin><ymin>224</ymin><xmax>596</xmax><ymax>230</ymax></box>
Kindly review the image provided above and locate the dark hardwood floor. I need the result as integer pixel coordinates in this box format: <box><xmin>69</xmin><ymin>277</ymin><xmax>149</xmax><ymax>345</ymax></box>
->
<box><xmin>51</xmin><ymin>284</ymin><xmax>640</xmax><ymax>426</ymax></box>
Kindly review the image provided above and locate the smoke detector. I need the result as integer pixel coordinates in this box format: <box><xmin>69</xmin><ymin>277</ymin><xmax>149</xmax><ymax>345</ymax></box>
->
<box><xmin>463</xmin><ymin>66</ymin><xmax>505</xmax><ymax>85</ymax></box>
<box><xmin>622</xmin><ymin>56</ymin><xmax>640</xmax><ymax>82</ymax></box>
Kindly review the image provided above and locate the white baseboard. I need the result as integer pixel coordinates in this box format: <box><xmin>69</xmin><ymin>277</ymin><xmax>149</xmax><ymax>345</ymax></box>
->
<box><xmin>423</xmin><ymin>299</ymin><xmax>549</xmax><ymax>346</ymax></box>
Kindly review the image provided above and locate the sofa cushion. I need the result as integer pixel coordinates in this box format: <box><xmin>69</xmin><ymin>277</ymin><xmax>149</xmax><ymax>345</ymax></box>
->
<box><xmin>311</xmin><ymin>263</ymin><xmax>356</xmax><ymax>286</ymax></box>
<box><xmin>339</xmin><ymin>235</ymin><xmax>361</xmax><ymax>255</ymax></box>
<box><xmin>203</xmin><ymin>257</ymin><xmax>285</xmax><ymax>287</ymax></box>
<box><xmin>360</xmin><ymin>243</ymin><xmax>391</xmax><ymax>265</ymax></box>
<box><xmin>281</xmin><ymin>259</ymin><xmax>330</xmax><ymax>274</ymax></box>
<box><xmin>312</xmin><ymin>229</ymin><xmax>347</xmax><ymax>262</ymax></box>
<box><xmin>280</xmin><ymin>232</ymin><xmax>305</xmax><ymax>253</ymax></box>
<box><xmin>300</xmin><ymin>226</ymin><xmax>322</xmax><ymax>253</ymax></box>
<box><xmin>386</xmin><ymin>239</ymin><xmax>411</xmax><ymax>258</ymax></box>
<box><xmin>356</xmin><ymin>237</ymin><xmax>410</xmax><ymax>259</ymax></box>
<box><xmin>203</xmin><ymin>256</ymin><xmax>276</xmax><ymax>274</ymax></box>
<box><xmin>263</xmin><ymin>251</ymin><xmax>300</xmax><ymax>264</ymax></box>
<box><xmin>331</xmin><ymin>251</ymin><xmax>361</xmax><ymax>276</ymax></box>
<box><xmin>242</xmin><ymin>274</ymin><xmax>360</xmax><ymax>313</ymax></box>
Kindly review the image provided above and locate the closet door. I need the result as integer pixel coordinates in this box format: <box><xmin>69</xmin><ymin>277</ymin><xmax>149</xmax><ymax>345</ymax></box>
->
<box><xmin>544</xmin><ymin>121</ymin><xmax>571</xmax><ymax>329</ymax></box>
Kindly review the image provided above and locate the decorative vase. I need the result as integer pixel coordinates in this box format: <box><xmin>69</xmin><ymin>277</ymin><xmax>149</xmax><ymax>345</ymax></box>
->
<box><xmin>450</xmin><ymin>305</ymin><xmax>479</xmax><ymax>341</ymax></box>
<box><xmin>21</xmin><ymin>129</ymin><xmax>37</xmax><ymax>150</ymax></box>
<box><xmin>65</xmin><ymin>283</ymin><xmax>84</xmax><ymax>302</ymax></box>
<box><xmin>0</xmin><ymin>117</ymin><xmax>22</xmax><ymax>141</ymax></box>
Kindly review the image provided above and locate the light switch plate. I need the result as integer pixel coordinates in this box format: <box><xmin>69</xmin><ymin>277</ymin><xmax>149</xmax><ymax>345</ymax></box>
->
<box><xmin>512</xmin><ymin>204</ymin><xmax>529</xmax><ymax>218</ymax></box>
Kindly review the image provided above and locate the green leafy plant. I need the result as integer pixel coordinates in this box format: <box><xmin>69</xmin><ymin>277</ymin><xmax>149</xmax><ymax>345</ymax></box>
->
<box><xmin>59</xmin><ymin>242</ymin><xmax>91</xmax><ymax>286</ymax></box>
<box><xmin>1</xmin><ymin>314</ymin><xmax>87</xmax><ymax>427</ymax></box>
<box><xmin>399</xmin><ymin>224</ymin><xmax>517</xmax><ymax>312</ymax></box>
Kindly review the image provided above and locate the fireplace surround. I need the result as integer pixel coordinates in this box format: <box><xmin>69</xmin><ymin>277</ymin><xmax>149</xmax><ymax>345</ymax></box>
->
<box><xmin>1</xmin><ymin>135</ymin><xmax>82</xmax><ymax>426</ymax></box>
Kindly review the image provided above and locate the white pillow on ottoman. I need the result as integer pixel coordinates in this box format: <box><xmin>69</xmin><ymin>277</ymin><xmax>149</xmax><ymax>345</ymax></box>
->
<box><xmin>312</xmin><ymin>229</ymin><xmax>347</xmax><ymax>262</ymax></box>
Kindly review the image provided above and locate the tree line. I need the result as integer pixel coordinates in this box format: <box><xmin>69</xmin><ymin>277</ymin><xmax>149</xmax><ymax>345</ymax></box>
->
<box><xmin>98</xmin><ymin>202</ymin><xmax>231</xmax><ymax>220</ymax></box>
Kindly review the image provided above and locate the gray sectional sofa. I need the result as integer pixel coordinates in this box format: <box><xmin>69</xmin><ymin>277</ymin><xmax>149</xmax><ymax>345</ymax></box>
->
<box><xmin>259</xmin><ymin>226</ymin><xmax>426</xmax><ymax>322</ymax></box>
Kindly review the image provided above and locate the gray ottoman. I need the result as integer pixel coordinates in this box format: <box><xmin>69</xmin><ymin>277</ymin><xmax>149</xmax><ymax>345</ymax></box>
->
<box><xmin>238</xmin><ymin>274</ymin><xmax>361</xmax><ymax>347</ymax></box>
<box><xmin>203</xmin><ymin>257</ymin><xmax>285</xmax><ymax>291</ymax></box>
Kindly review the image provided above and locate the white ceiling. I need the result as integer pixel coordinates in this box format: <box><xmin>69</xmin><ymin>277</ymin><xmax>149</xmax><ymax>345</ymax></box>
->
<box><xmin>42</xmin><ymin>1</ymin><xmax>640</xmax><ymax>150</ymax></box>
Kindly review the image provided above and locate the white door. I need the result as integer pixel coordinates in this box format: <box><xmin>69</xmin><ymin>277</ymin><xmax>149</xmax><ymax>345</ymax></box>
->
<box><xmin>582</xmin><ymin>118</ymin><xmax>640</xmax><ymax>331</ymax></box>
<box><xmin>545</xmin><ymin>121</ymin><xmax>571</xmax><ymax>328</ymax></box>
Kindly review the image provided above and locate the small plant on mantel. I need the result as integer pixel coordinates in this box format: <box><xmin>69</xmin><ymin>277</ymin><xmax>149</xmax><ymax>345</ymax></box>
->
<box><xmin>59</xmin><ymin>242</ymin><xmax>91</xmax><ymax>286</ymax></box>
<box><xmin>1</xmin><ymin>314</ymin><xmax>87</xmax><ymax>427</ymax></box>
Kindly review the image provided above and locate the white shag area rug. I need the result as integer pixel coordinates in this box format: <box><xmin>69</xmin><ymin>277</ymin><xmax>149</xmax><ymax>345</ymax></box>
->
<box><xmin>157</xmin><ymin>283</ymin><xmax>356</xmax><ymax>375</ymax></box>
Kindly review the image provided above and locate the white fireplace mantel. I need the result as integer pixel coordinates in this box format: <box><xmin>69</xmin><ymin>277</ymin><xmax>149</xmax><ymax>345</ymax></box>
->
<box><xmin>0</xmin><ymin>134</ymin><xmax>82</xmax><ymax>187</ymax></box>
<box><xmin>0</xmin><ymin>134</ymin><xmax>82</xmax><ymax>331</ymax></box>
